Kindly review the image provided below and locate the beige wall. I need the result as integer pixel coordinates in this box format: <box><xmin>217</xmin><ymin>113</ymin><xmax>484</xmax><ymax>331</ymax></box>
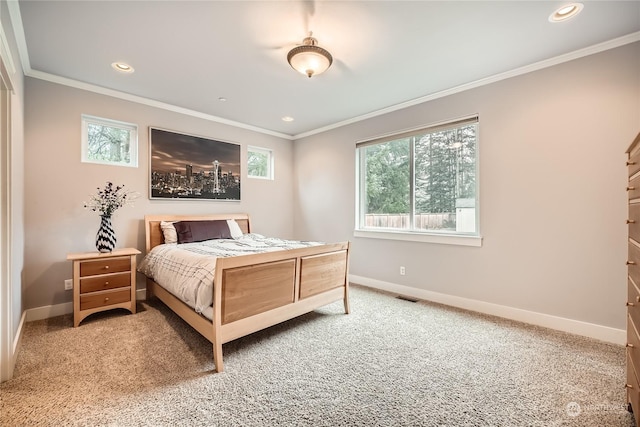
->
<box><xmin>24</xmin><ymin>78</ymin><xmax>293</xmax><ymax>310</ymax></box>
<box><xmin>21</xmin><ymin>40</ymin><xmax>640</xmax><ymax>335</ymax></box>
<box><xmin>294</xmin><ymin>42</ymin><xmax>640</xmax><ymax>331</ymax></box>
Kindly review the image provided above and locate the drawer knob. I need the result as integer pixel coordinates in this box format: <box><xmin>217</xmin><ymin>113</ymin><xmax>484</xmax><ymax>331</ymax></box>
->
<box><xmin>627</xmin><ymin>343</ymin><xmax>635</xmax><ymax>348</ymax></box>
<box><xmin>104</xmin><ymin>297</ymin><xmax>109</xmax><ymax>302</ymax></box>
<box><xmin>105</xmin><ymin>282</ymin><xmax>109</xmax><ymax>286</ymax></box>
<box><xmin>629</xmin><ymin>187</ymin><xmax>636</xmax><ymax>191</ymax></box>
<box><xmin>628</xmin><ymin>302</ymin><xmax>635</xmax><ymax>307</ymax></box>
<box><xmin>628</xmin><ymin>220</ymin><xmax>636</xmax><ymax>224</ymax></box>
<box><xmin>628</xmin><ymin>161</ymin><xmax>637</xmax><ymax>166</ymax></box>
<box><xmin>628</xmin><ymin>261</ymin><xmax>637</xmax><ymax>266</ymax></box>
<box><xmin>627</xmin><ymin>383</ymin><xmax>634</xmax><ymax>389</ymax></box>
<box><xmin>636</xmin><ymin>296</ymin><xmax>640</xmax><ymax>303</ymax></box>
<box><xmin>104</xmin><ymin>265</ymin><xmax>110</xmax><ymax>270</ymax></box>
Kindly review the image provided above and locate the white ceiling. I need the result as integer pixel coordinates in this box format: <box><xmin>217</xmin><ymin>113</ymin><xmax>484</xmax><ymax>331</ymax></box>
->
<box><xmin>13</xmin><ymin>1</ymin><xmax>640</xmax><ymax>138</ymax></box>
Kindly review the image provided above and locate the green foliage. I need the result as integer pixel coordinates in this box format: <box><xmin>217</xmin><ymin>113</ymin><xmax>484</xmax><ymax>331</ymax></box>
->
<box><xmin>86</xmin><ymin>123</ymin><xmax>130</xmax><ymax>163</ymax></box>
<box><xmin>248</xmin><ymin>150</ymin><xmax>268</xmax><ymax>177</ymax></box>
<box><xmin>415</xmin><ymin>124</ymin><xmax>476</xmax><ymax>214</ymax></box>
<box><xmin>364</xmin><ymin>139</ymin><xmax>410</xmax><ymax>214</ymax></box>
<box><xmin>362</xmin><ymin>124</ymin><xmax>476</xmax><ymax>217</ymax></box>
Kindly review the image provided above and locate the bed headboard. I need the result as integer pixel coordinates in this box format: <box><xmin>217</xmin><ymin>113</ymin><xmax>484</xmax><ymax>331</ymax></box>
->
<box><xmin>144</xmin><ymin>213</ymin><xmax>251</xmax><ymax>253</ymax></box>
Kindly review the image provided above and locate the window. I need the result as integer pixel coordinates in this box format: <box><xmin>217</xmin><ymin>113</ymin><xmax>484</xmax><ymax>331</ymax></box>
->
<box><xmin>81</xmin><ymin>115</ymin><xmax>138</xmax><ymax>167</ymax></box>
<box><xmin>355</xmin><ymin>116</ymin><xmax>480</xmax><ymax>246</ymax></box>
<box><xmin>247</xmin><ymin>146</ymin><xmax>273</xmax><ymax>180</ymax></box>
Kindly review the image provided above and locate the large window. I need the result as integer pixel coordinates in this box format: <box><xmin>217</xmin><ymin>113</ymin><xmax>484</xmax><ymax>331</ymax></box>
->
<box><xmin>81</xmin><ymin>115</ymin><xmax>138</xmax><ymax>167</ymax></box>
<box><xmin>247</xmin><ymin>146</ymin><xmax>273</xmax><ymax>180</ymax></box>
<box><xmin>356</xmin><ymin>116</ymin><xmax>479</xmax><ymax>246</ymax></box>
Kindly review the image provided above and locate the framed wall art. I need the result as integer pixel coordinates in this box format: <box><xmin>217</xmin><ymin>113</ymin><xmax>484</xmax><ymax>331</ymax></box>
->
<box><xmin>149</xmin><ymin>127</ymin><xmax>241</xmax><ymax>200</ymax></box>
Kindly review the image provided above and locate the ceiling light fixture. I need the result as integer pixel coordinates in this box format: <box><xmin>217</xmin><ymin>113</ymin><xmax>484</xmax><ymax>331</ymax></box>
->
<box><xmin>287</xmin><ymin>32</ymin><xmax>333</xmax><ymax>78</ymax></box>
<box><xmin>549</xmin><ymin>3</ymin><xmax>583</xmax><ymax>22</ymax></box>
<box><xmin>282</xmin><ymin>116</ymin><xmax>294</xmax><ymax>122</ymax></box>
<box><xmin>111</xmin><ymin>62</ymin><xmax>134</xmax><ymax>73</ymax></box>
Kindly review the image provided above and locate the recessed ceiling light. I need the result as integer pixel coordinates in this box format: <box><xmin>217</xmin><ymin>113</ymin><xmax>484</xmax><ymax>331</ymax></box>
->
<box><xmin>282</xmin><ymin>116</ymin><xmax>294</xmax><ymax>122</ymax></box>
<box><xmin>218</xmin><ymin>97</ymin><xmax>227</xmax><ymax>102</ymax></box>
<box><xmin>111</xmin><ymin>62</ymin><xmax>134</xmax><ymax>73</ymax></box>
<box><xmin>549</xmin><ymin>3</ymin><xmax>583</xmax><ymax>22</ymax></box>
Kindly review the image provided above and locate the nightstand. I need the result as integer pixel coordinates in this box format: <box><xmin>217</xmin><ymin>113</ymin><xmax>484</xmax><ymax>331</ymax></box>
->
<box><xmin>67</xmin><ymin>248</ymin><xmax>141</xmax><ymax>327</ymax></box>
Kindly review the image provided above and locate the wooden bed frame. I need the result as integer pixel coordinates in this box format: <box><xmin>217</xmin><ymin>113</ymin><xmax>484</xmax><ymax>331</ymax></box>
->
<box><xmin>143</xmin><ymin>213</ymin><xmax>350</xmax><ymax>372</ymax></box>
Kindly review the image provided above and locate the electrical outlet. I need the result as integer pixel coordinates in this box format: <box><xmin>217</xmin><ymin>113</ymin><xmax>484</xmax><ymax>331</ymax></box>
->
<box><xmin>400</xmin><ymin>266</ymin><xmax>406</xmax><ymax>276</ymax></box>
<box><xmin>64</xmin><ymin>279</ymin><xmax>73</xmax><ymax>290</ymax></box>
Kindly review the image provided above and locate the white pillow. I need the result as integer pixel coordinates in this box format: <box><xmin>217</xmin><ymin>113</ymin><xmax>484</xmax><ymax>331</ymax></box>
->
<box><xmin>227</xmin><ymin>219</ymin><xmax>243</xmax><ymax>239</ymax></box>
<box><xmin>160</xmin><ymin>221</ymin><xmax>178</xmax><ymax>244</ymax></box>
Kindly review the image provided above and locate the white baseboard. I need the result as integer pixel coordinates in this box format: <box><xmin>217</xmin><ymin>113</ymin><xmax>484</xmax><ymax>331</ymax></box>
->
<box><xmin>349</xmin><ymin>274</ymin><xmax>626</xmax><ymax>345</ymax></box>
<box><xmin>13</xmin><ymin>311</ymin><xmax>25</xmax><ymax>353</ymax></box>
<box><xmin>25</xmin><ymin>302</ymin><xmax>73</xmax><ymax>322</ymax></box>
<box><xmin>9</xmin><ymin>311</ymin><xmax>26</xmax><ymax>377</ymax></box>
<box><xmin>26</xmin><ymin>281</ymin><xmax>625</xmax><ymax>345</ymax></box>
<box><xmin>25</xmin><ymin>289</ymin><xmax>148</xmax><ymax>322</ymax></box>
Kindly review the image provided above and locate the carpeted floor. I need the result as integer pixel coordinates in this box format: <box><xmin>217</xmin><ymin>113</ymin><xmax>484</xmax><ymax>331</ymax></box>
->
<box><xmin>0</xmin><ymin>285</ymin><xmax>634</xmax><ymax>426</ymax></box>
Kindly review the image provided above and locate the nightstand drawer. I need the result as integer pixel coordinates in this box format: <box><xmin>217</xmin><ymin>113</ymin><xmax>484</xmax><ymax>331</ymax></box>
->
<box><xmin>80</xmin><ymin>288</ymin><xmax>131</xmax><ymax>311</ymax></box>
<box><xmin>80</xmin><ymin>272</ymin><xmax>130</xmax><ymax>294</ymax></box>
<box><xmin>80</xmin><ymin>257</ymin><xmax>131</xmax><ymax>277</ymax></box>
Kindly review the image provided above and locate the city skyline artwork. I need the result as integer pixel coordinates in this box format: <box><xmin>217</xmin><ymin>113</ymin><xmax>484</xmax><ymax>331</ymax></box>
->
<box><xmin>149</xmin><ymin>127</ymin><xmax>241</xmax><ymax>200</ymax></box>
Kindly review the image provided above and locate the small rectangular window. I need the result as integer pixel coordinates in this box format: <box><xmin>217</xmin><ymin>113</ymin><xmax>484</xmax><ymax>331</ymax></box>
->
<box><xmin>356</xmin><ymin>116</ymin><xmax>479</xmax><ymax>245</ymax></box>
<box><xmin>81</xmin><ymin>114</ymin><xmax>138</xmax><ymax>167</ymax></box>
<box><xmin>247</xmin><ymin>146</ymin><xmax>273</xmax><ymax>180</ymax></box>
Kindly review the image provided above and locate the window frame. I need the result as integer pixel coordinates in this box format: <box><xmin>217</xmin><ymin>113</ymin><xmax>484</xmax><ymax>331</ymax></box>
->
<box><xmin>247</xmin><ymin>145</ymin><xmax>274</xmax><ymax>180</ymax></box>
<box><xmin>81</xmin><ymin>114</ymin><xmax>138</xmax><ymax>168</ymax></box>
<box><xmin>355</xmin><ymin>115</ymin><xmax>482</xmax><ymax>247</ymax></box>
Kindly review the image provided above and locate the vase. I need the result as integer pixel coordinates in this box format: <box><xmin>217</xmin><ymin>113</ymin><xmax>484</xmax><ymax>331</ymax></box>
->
<box><xmin>96</xmin><ymin>215</ymin><xmax>116</xmax><ymax>253</ymax></box>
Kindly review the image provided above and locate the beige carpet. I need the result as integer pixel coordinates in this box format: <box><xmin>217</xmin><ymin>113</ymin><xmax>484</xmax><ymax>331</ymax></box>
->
<box><xmin>0</xmin><ymin>285</ymin><xmax>634</xmax><ymax>426</ymax></box>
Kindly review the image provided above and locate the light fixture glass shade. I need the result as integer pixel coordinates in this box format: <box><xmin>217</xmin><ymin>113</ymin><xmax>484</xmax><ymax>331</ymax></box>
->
<box><xmin>287</xmin><ymin>36</ymin><xmax>333</xmax><ymax>78</ymax></box>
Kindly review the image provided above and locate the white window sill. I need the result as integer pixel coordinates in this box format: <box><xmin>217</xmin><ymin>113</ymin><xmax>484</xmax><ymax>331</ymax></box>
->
<box><xmin>353</xmin><ymin>229</ymin><xmax>483</xmax><ymax>247</ymax></box>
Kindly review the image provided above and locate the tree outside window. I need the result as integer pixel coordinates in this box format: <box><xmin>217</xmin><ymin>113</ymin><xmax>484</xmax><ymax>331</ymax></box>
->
<box><xmin>81</xmin><ymin>115</ymin><xmax>138</xmax><ymax>167</ymax></box>
<box><xmin>247</xmin><ymin>146</ymin><xmax>273</xmax><ymax>180</ymax></box>
<box><xmin>357</xmin><ymin>117</ymin><xmax>478</xmax><ymax>235</ymax></box>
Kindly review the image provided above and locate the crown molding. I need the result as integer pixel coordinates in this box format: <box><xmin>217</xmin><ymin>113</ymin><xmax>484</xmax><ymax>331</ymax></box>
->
<box><xmin>293</xmin><ymin>31</ymin><xmax>640</xmax><ymax>140</ymax></box>
<box><xmin>6</xmin><ymin>0</ymin><xmax>639</xmax><ymax>142</ymax></box>
<box><xmin>6</xmin><ymin>0</ymin><xmax>293</xmax><ymax>140</ymax></box>
<box><xmin>6</xmin><ymin>0</ymin><xmax>29</xmax><ymax>75</ymax></box>
<box><xmin>25</xmin><ymin>69</ymin><xmax>294</xmax><ymax>140</ymax></box>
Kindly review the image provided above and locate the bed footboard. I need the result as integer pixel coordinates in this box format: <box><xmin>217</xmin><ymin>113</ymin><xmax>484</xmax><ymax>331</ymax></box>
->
<box><xmin>143</xmin><ymin>214</ymin><xmax>350</xmax><ymax>373</ymax></box>
<box><xmin>211</xmin><ymin>242</ymin><xmax>350</xmax><ymax>372</ymax></box>
<box><xmin>217</xmin><ymin>243</ymin><xmax>349</xmax><ymax>324</ymax></box>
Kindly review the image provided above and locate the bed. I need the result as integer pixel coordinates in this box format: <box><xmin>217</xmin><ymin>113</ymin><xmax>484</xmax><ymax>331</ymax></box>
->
<box><xmin>140</xmin><ymin>213</ymin><xmax>350</xmax><ymax>372</ymax></box>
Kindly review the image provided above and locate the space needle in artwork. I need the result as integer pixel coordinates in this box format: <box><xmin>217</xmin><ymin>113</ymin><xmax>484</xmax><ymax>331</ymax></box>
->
<box><xmin>213</xmin><ymin>160</ymin><xmax>221</xmax><ymax>194</ymax></box>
